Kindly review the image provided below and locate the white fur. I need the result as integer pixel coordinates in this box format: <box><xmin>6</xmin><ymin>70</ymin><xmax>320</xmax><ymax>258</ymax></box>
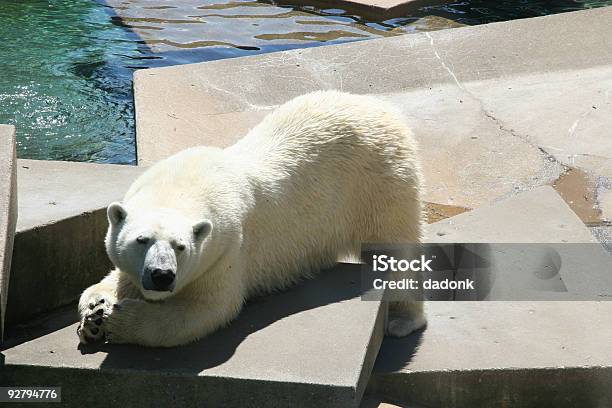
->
<box><xmin>77</xmin><ymin>91</ymin><xmax>425</xmax><ymax>347</ymax></box>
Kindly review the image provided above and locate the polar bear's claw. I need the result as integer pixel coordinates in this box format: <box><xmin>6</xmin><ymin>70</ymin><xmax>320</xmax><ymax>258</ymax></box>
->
<box><xmin>78</xmin><ymin>295</ymin><xmax>113</xmax><ymax>344</ymax></box>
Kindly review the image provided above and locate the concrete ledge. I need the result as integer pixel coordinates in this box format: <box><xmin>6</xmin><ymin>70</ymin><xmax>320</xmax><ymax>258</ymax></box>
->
<box><xmin>133</xmin><ymin>7</ymin><xmax>612</xmax><ymax>210</ymax></box>
<box><xmin>0</xmin><ymin>125</ymin><xmax>17</xmax><ymax>339</ymax></box>
<box><xmin>5</xmin><ymin>160</ymin><xmax>143</xmax><ymax>328</ymax></box>
<box><xmin>368</xmin><ymin>365</ymin><xmax>612</xmax><ymax>408</ymax></box>
<box><xmin>368</xmin><ymin>187</ymin><xmax>612</xmax><ymax>406</ymax></box>
<box><xmin>134</xmin><ymin>7</ymin><xmax>612</xmax><ymax>162</ymax></box>
<box><xmin>2</xmin><ymin>264</ymin><xmax>385</xmax><ymax>408</ymax></box>
<box><xmin>426</xmin><ymin>186</ymin><xmax>596</xmax><ymax>244</ymax></box>
<box><xmin>367</xmin><ymin>302</ymin><xmax>612</xmax><ymax>408</ymax></box>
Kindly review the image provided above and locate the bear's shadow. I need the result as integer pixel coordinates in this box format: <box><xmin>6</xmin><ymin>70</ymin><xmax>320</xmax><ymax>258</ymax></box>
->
<box><xmin>77</xmin><ymin>262</ymin><xmax>394</xmax><ymax>374</ymax></box>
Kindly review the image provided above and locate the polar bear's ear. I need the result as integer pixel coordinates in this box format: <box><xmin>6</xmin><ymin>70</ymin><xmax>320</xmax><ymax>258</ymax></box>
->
<box><xmin>107</xmin><ymin>202</ymin><xmax>127</xmax><ymax>226</ymax></box>
<box><xmin>193</xmin><ymin>220</ymin><xmax>213</xmax><ymax>241</ymax></box>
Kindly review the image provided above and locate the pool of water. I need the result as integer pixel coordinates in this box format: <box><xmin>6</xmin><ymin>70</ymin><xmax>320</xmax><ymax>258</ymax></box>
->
<box><xmin>1</xmin><ymin>0</ymin><xmax>610</xmax><ymax>164</ymax></box>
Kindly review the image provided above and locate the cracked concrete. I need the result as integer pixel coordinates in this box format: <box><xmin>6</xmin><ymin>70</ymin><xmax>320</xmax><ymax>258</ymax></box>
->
<box><xmin>134</xmin><ymin>7</ymin><xmax>612</xmax><ymax>212</ymax></box>
<box><xmin>425</xmin><ymin>32</ymin><xmax>465</xmax><ymax>91</ymax></box>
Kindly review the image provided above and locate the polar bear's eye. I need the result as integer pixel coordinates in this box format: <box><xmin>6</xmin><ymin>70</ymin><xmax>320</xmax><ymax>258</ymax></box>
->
<box><xmin>136</xmin><ymin>235</ymin><xmax>149</xmax><ymax>244</ymax></box>
<box><xmin>176</xmin><ymin>244</ymin><xmax>186</xmax><ymax>251</ymax></box>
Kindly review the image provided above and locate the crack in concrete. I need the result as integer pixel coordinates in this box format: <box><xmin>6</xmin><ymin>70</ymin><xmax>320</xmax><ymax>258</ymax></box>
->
<box><xmin>422</xmin><ymin>33</ymin><xmax>547</xmax><ymax>158</ymax></box>
<box><xmin>421</xmin><ymin>33</ymin><xmax>568</xmax><ymax>173</ymax></box>
<box><xmin>425</xmin><ymin>32</ymin><xmax>464</xmax><ymax>91</ymax></box>
<box><xmin>481</xmin><ymin>109</ymin><xmax>565</xmax><ymax>169</ymax></box>
<box><xmin>568</xmin><ymin>116</ymin><xmax>582</xmax><ymax>138</ymax></box>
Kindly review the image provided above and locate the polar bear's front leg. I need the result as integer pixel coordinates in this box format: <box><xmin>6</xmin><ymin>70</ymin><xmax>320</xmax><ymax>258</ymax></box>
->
<box><xmin>101</xmin><ymin>296</ymin><xmax>241</xmax><ymax>347</ymax></box>
<box><xmin>77</xmin><ymin>269</ymin><xmax>140</xmax><ymax>344</ymax></box>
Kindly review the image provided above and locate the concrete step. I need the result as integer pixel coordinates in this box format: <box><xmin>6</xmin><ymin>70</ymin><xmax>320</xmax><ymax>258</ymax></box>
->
<box><xmin>0</xmin><ymin>125</ymin><xmax>17</xmax><ymax>339</ymax></box>
<box><xmin>368</xmin><ymin>187</ymin><xmax>612</xmax><ymax>407</ymax></box>
<box><xmin>426</xmin><ymin>186</ymin><xmax>597</xmax><ymax>244</ymax></box>
<box><xmin>425</xmin><ymin>186</ymin><xmax>612</xmax><ymax>301</ymax></box>
<box><xmin>1</xmin><ymin>263</ymin><xmax>385</xmax><ymax>408</ymax></box>
<box><xmin>6</xmin><ymin>159</ymin><xmax>143</xmax><ymax>328</ymax></box>
<box><xmin>369</xmin><ymin>302</ymin><xmax>612</xmax><ymax>408</ymax></box>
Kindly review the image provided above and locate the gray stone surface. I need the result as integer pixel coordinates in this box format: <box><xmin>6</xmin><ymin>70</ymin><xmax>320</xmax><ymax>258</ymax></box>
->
<box><xmin>368</xmin><ymin>302</ymin><xmax>612</xmax><ymax>408</ymax></box>
<box><xmin>16</xmin><ymin>159</ymin><xmax>143</xmax><ymax>233</ymax></box>
<box><xmin>0</xmin><ymin>125</ymin><xmax>17</xmax><ymax>339</ymax></box>
<box><xmin>428</xmin><ymin>187</ymin><xmax>612</xmax><ymax>300</ymax></box>
<box><xmin>6</xmin><ymin>160</ymin><xmax>143</xmax><ymax>327</ymax></box>
<box><xmin>133</xmin><ymin>7</ymin><xmax>612</xmax><ymax>210</ymax></box>
<box><xmin>2</xmin><ymin>263</ymin><xmax>385</xmax><ymax>408</ymax></box>
<box><xmin>426</xmin><ymin>186</ymin><xmax>597</xmax><ymax>243</ymax></box>
<box><xmin>369</xmin><ymin>187</ymin><xmax>612</xmax><ymax>407</ymax></box>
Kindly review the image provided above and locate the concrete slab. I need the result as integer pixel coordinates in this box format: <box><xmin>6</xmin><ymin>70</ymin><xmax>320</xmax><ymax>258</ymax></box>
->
<box><xmin>133</xmin><ymin>7</ymin><xmax>612</xmax><ymax>209</ymax></box>
<box><xmin>0</xmin><ymin>125</ymin><xmax>17</xmax><ymax>339</ymax></box>
<box><xmin>426</xmin><ymin>186</ymin><xmax>612</xmax><ymax>299</ymax></box>
<box><xmin>6</xmin><ymin>160</ymin><xmax>144</xmax><ymax>328</ymax></box>
<box><xmin>465</xmin><ymin>66</ymin><xmax>612</xmax><ymax>178</ymax></box>
<box><xmin>426</xmin><ymin>186</ymin><xmax>597</xmax><ymax>243</ymax></box>
<box><xmin>1</xmin><ymin>263</ymin><xmax>385</xmax><ymax>408</ymax></box>
<box><xmin>15</xmin><ymin>159</ymin><xmax>143</xmax><ymax>232</ymax></box>
<box><xmin>368</xmin><ymin>186</ymin><xmax>612</xmax><ymax>407</ymax></box>
<box><xmin>367</xmin><ymin>302</ymin><xmax>612</xmax><ymax>408</ymax></box>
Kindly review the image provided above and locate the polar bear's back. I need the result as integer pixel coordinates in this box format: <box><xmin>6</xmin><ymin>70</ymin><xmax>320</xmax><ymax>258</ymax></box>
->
<box><xmin>229</xmin><ymin>91</ymin><xmax>423</xmax><ymax>294</ymax></box>
<box><xmin>233</xmin><ymin>91</ymin><xmax>418</xmax><ymax>173</ymax></box>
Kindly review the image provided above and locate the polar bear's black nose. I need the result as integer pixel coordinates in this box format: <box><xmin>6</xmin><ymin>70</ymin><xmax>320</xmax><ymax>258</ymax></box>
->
<box><xmin>150</xmin><ymin>268</ymin><xmax>175</xmax><ymax>291</ymax></box>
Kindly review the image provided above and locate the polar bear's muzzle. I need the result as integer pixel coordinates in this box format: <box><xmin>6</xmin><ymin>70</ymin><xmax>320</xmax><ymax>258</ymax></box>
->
<box><xmin>141</xmin><ymin>241</ymin><xmax>177</xmax><ymax>292</ymax></box>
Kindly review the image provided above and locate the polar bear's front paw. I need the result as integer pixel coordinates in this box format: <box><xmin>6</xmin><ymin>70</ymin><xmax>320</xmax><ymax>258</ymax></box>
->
<box><xmin>387</xmin><ymin>315</ymin><xmax>427</xmax><ymax>337</ymax></box>
<box><xmin>77</xmin><ymin>295</ymin><xmax>114</xmax><ymax>344</ymax></box>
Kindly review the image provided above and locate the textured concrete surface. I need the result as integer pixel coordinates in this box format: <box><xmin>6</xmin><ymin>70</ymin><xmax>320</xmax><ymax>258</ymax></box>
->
<box><xmin>0</xmin><ymin>125</ymin><xmax>17</xmax><ymax>339</ymax></box>
<box><xmin>16</xmin><ymin>160</ymin><xmax>143</xmax><ymax>232</ymax></box>
<box><xmin>133</xmin><ymin>7</ymin><xmax>612</xmax><ymax>211</ymax></box>
<box><xmin>368</xmin><ymin>302</ymin><xmax>612</xmax><ymax>408</ymax></box>
<box><xmin>427</xmin><ymin>187</ymin><xmax>612</xmax><ymax>300</ymax></box>
<box><xmin>369</xmin><ymin>187</ymin><xmax>612</xmax><ymax>407</ymax></box>
<box><xmin>6</xmin><ymin>160</ymin><xmax>143</xmax><ymax>327</ymax></box>
<box><xmin>426</xmin><ymin>186</ymin><xmax>596</xmax><ymax>243</ymax></box>
<box><xmin>2</xmin><ymin>264</ymin><xmax>384</xmax><ymax>408</ymax></box>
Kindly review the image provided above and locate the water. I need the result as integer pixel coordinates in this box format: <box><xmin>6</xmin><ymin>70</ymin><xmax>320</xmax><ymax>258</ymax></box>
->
<box><xmin>0</xmin><ymin>0</ymin><xmax>610</xmax><ymax>164</ymax></box>
<box><xmin>0</xmin><ymin>0</ymin><xmax>143</xmax><ymax>163</ymax></box>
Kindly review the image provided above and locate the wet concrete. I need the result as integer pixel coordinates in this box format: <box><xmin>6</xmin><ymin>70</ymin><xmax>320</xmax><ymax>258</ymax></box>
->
<box><xmin>552</xmin><ymin>167</ymin><xmax>604</xmax><ymax>227</ymax></box>
<box><xmin>104</xmin><ymin>0</ymin><xmax>411</xmax><ymax>58</ymax></box>
<box><xmin>424</xmin><ymin>202</ymin><xmax>469</xmax><ymax>224</ymax></box>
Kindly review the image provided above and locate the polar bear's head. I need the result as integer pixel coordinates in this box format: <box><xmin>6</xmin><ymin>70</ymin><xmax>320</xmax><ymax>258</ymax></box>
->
<box><xmin>104</xmin><ymin>202</ymin><xmax>213</xmax><ymax>300</ymax></box>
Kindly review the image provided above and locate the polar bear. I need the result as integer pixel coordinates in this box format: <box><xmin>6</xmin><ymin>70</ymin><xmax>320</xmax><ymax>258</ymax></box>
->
<box><xmin>77</xmin><ymin>90</ymin><xmax>425</xmax><ymax>347</ymax></box>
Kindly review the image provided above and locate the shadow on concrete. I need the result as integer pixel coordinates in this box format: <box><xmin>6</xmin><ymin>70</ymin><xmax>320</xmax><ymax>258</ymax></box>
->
<box><xmin>1</xmin><ymin>304</ymin><xmax>79</xmax><ymax>351</ymax></box>
<box><xmin>75</xmin><ymin>262</ymin><xmax>370</xmax><ymax>374</ymax></box>
<box><xmin>373</xmin><ymin>329</ymin><xmax>425</xmax><ymax>373</ymax></box>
